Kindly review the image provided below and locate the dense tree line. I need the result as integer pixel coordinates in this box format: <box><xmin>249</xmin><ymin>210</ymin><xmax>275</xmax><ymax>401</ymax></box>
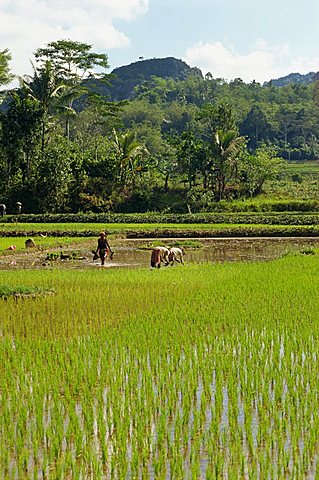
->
<box><xmin>0</xmin><ymin>41</ymin><xmax>318</xmax><ymax>213</ymax></box>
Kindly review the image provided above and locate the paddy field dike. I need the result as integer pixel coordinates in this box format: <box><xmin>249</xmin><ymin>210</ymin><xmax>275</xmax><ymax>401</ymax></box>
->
<box><xmin>1</xmin><ymin>238</ymin><xmax>319</xmax><ymax>477</ymax></box>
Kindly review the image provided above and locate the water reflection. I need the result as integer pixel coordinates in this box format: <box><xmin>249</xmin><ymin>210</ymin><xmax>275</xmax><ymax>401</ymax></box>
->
<box><xmin>115</xmin><ymin>237</ymin><xmax>319</xmax><ymax>268</ymax></box>
<box><xmin>1</xmin><ymin>237</ymin><xmax>319</xmax><ymax>270</ymax></box>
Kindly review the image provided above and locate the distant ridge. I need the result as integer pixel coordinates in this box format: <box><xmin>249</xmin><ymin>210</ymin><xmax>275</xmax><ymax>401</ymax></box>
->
<box><xmin>264</xmin><ymin>71</ymin><xmax>318</xmax><ymax>87</ymax></box>
<box><xmin>3</xmin><ymin>56</ymin><xmax>319</xmax><ymax>110</ymax></box>
<box><xmin>107</xmin><ymin>58</ymin><xmax>318</xmax><ymax>97</ymax></box>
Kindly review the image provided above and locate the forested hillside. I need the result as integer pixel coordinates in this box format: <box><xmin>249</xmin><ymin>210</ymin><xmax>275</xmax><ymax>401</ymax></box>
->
<box><xmin>265</xmin><ymin>71</ymin><xmax>318</xmax><ymax>87</ymax></box>
<box><xmin>0</xmin><ymin>41</ymin><xmax>318</xmax><ymax>214</ymax></box>
<box><xmin>109</xmin><ymin>57</ymin><xmax>199</xmax><ymax>100</ymax></box>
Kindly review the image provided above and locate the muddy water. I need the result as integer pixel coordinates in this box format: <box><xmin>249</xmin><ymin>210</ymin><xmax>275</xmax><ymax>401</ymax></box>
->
<box><xmin>0</xmin><ymin>237</ymin><xmax>318</xmax><ymax>270</ymax></box>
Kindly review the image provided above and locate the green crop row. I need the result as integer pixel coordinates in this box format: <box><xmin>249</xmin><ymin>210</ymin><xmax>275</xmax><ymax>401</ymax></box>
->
<box><xmin>2</xmin><ymin>211</ymin><xmax>319</xmax><ymax>226</ymax></box>
<box><xmin>2</xmin><ymin>223</ymin><xmax>319</xmax><ymax>239</ymax></box>
<box><xmin>1</xmin><ymin>223</ymin><xmax>319</xmax><ymax>239</ymax></box>
<box><xmin>1</xmin><ymin>255</ymin><xmax>319</xmax><ymax>477</ymax></box>
<box><xmin>3</xmin><ymin>199</ymin><xmax>319</xmax><ymax>220</ymax></box>
<box><xmin>0</xmin><ymin>284</ymin><xmax>54</xmax><ymax>299</ymax></box>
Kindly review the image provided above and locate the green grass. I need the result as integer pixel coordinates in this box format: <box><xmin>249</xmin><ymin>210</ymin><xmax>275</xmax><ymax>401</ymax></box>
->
<box><xmin>1</xmin><ymin>221</ymin><xmax>319</xmax><ymax>237</ymax></box>
<box><xmin>0</xmin><ymin>222</ymin><xmax>109</xmax><ymax>233</ymax></box>
<box><xmin>262</xmin><ymin>160</ymin><xmax>319</xmax><ymax>200</ymax></box>
<box><xmin>0</xmin><ymin>284</ymin><xmax>54</xmax><ymax>299</ymax></box>
<box><xmin>0</xmin><ymin>236</ymin><xmax>90</xmax><ymax>253</ymax></box>
<box><xmin>2</xmin><ymin>221</ymin><xmax>262</xmax><ymax>233</ymax></box>
<box><xmin>1</xmin><ymin>255</ymin><xmax>319</xmax><ymax>477</ymax></box>
<box><xmin>285</xmin><ymin>160</ymin><xmax>319</xmax><ymax>177</ymax></box>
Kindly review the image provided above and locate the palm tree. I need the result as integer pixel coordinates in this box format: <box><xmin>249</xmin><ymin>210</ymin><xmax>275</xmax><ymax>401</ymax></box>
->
<box><xmin>211</xmin><ymin>129</ymin><xmax>246</xmax><ymax>201</ymax></box>
<box><xmin>21</xmin><ymin>61</ymin><xmax>63</xmax><ymax>109</ymax></box>
<box><xmin>55</xmin><ymin>83</ymin><xmax>86</xmax><ymax>139</ymax></box>
<box><xmin>112</xmin><ymin>129</ymin><xmax>149</xmax><ymax>188</ymax></box>
<box><xmin>20</xmin><ymin>61</ymin><xmax>65</xmax><ymax>149</ymax></box>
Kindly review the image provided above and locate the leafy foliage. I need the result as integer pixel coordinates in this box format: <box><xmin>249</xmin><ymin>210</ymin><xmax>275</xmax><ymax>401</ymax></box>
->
<box><xmin>0</xmin><ymin>46</ymin><xmax>319</xmax><ymax>213</ymax></box>
<box><xmin>0</xmin><ymin>49</ymin><xmax>13</xmax><ymax>90</ymax></box>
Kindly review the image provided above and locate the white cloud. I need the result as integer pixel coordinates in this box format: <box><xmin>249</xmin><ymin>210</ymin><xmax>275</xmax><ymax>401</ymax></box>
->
<box><xmin>184</xmin><ymin>40</ymin><xmax>319</xmax><ymax>83</ymax></box>
<box><xmin>0</xmin><ymin>0</ymin><xmax>149</xmax><ymax>80</ymax></box>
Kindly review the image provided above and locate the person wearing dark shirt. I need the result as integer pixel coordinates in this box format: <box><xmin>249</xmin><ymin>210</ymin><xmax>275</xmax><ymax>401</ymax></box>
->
<box><xmin>96</xmin><ymin>231</ymin><xmax>112</xmax><ymax>266</ymax></box>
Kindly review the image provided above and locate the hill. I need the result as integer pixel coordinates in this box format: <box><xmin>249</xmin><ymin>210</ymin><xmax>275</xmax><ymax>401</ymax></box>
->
<box><xmin>85</xmin><ymin>57</ymin><xmax>202</xmax><ymax>101</ymax></box>
<box><xmin>264</xmin><ymin>71</ymin><xmax>318</xmax><ymax>87</ymax></box>
<box><xmin>91</xmin><ymin>58</ymin><xmax>318</xmax><ymax>100</ymax></box>
<box><xmin>109</xmin><ymin>57</ymin><xmax>202</xmax><ymax>100</ymax></box>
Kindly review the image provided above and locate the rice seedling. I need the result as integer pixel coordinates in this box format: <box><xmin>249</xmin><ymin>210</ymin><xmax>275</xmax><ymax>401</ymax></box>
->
<box><xmin>1</xmin><ymin>254</ymin><xmax>319</xmax><ymax>477</ymax></box>
<box><xmin>0</xmin><ymin>284</ymin><xmax>54</xmax><ymax>299</ymax></box>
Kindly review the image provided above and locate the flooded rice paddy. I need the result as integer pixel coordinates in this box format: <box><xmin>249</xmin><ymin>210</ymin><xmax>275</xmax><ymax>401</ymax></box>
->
<box><xmin>2</xmin><ymin>237</ymin><xmax>319</xmax><ymax>478</ymax></box>
<box><xmin>1</xmin><ymin>236</ymin><xmax>319</xmax><ymax>270</ymax></box>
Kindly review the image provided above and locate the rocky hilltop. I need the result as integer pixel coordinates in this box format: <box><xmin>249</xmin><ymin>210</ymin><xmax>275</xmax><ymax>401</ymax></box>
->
<box><xmin>264</xmin><ymin>71</ymin><xmax>318</xmax><ymax>87</ymax></box>
<box><xmin>108</xmin><ymin>57</ymin><xmax>202</xmax><ymax>100</ymax></box>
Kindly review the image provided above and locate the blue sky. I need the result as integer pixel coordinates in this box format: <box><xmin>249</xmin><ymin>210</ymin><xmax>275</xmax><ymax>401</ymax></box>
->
<box><xmin>1</xmin><ymin>0</ymin><xmax>318</xmax><ymax>84</ymax></box>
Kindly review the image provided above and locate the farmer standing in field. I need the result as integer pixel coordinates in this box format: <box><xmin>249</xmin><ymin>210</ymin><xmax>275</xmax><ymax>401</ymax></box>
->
<box><xmin>95</xmin><ymin>231</ymin><xmax>113</xmax><ymax>266</ymax></box>
<box><xmin>16</xmin><ymin>202</ymin><xmax>22</xmax><ymax>214</ymax></box>
<box><xmin>0</xmin><ymin>204</ymin><xmax>6</xmax><ymax>217</ymax></box>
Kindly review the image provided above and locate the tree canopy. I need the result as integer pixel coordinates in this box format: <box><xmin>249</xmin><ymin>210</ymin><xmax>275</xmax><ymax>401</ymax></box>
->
<box><xmin>0</xmin><ymin>41</ymin><xmax>318</xmax><ymax>213</ymax></box>
<box><xmin>0</xmin><ymin>49</ymin><xmax>13</xmax><ymax>90</ymax></box>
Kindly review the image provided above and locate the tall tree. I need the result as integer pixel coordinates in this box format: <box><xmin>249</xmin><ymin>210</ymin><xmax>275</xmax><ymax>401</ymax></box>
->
<box><xmin>198</xmin><ymin>102</ymin><xmax>237</xmax><ymax>135</ymax></box>
<box><xmin>34</xmin><ymin>40</ymin><xmax>109</xmax><ymax>82</ymax></box>
<box><xmin>34</xmin><ymin>40</ymin><xmax>109</xmax><ymax>138</ymax></box>
<box><xmin>210</xmin><ymin>129</ymin><xmax>246</xmax><ymax>201</ymax></box>
<box><xmin>240</xmin><ymin>147</ymin><xmax>287</xmax><ymax>197</ymax></box>
<box><xmin>0</xmin><ymin>92</ymin><xmax>44</xmax><ymax>183</ymax></box>
<box><xmin>154</xmin><ymin>141</ymin><xmax>178</xmax><ymax>191</ymax></box>
<box><xmin>175</xmin><ymin>132</ymin><xmax>203</xmax><ymax>189</ymax></box>
<box><xmin>112</xmin><ymin>129</ymin><xmax>149</xmax><ymax>188</ymax></box>
<box><xmin>0</xmin><ymin>48</ymin><xmax>13</xmax><ymax>89</ymax></box>
<box><xmin>240</xmin><ymin>105</ymin><xmax>272</xmax><ymax>151</ymax></box>
<box><xmin>273</xmin><ymin>106</ymin><xmax>299</xmax><ymax>160</ymax></box>
<box><xmin>36</xmin><ymin>137</ymin><xmax>74</xmax><ymax>212</ymax></box>
<box><xmin>20</xmin><ymin>61</ymin><xmax>64</xmax><ymax>149</ymax></box>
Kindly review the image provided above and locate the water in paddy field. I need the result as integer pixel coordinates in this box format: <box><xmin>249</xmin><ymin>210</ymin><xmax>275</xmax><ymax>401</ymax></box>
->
<box><xmin>1</xmin><ymin>237</ymin><xmax>319</xmax><ymax>270</ymax></box>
